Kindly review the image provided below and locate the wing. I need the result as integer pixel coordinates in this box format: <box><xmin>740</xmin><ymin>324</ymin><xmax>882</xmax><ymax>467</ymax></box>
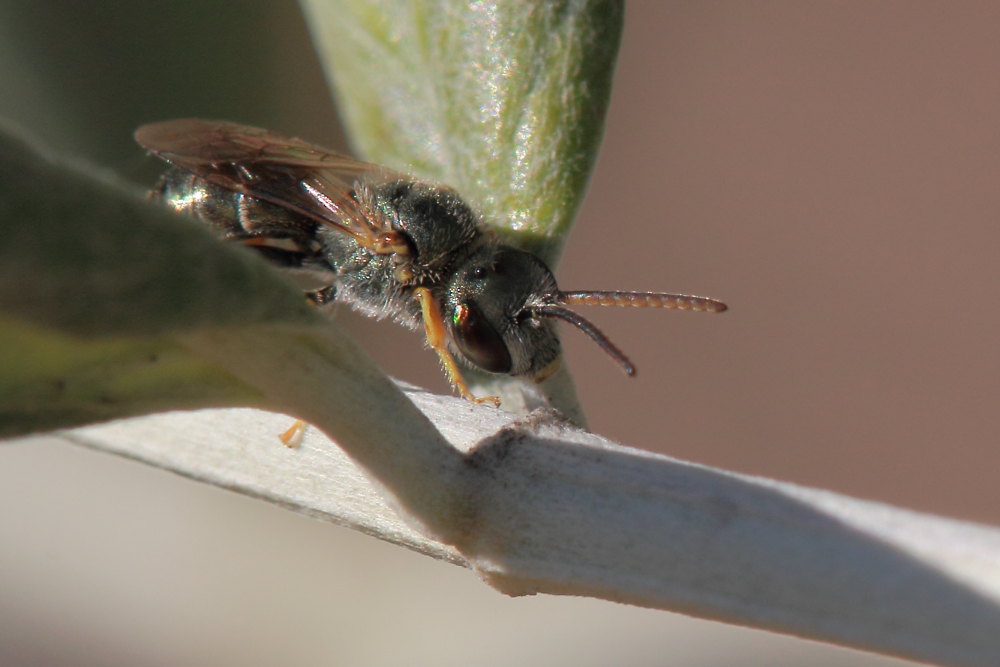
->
<box><xmin>135</xmin><ymin>118</ymin><xmax>402</xmax><ymax>249</ymax></box>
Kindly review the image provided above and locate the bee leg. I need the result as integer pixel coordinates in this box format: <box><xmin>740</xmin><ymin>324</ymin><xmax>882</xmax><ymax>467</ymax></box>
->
<box><xmin>271</xmin><ymin>286</ymin><xmax>338</xmax><ymax>446</ymax></box>
<box><xmin>305</xmin><ymin>285</ymin><xmax>337</xmax><ymax>305</ymax></box>
<box><xmin>413</xmin><ymin>287</ymin><xmax>501</xmax><ymax>407</ymax></box>
<box><xmin>278</xmin><ymin>419</ymin><xmax>307</xmax><ymax>448</ymax></box>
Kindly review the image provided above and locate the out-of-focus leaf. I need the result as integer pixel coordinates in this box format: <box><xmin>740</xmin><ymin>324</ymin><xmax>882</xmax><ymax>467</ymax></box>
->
<box><xmin>0</xmin><ymin>122</ymin><xmax>317</xmax><ymax>337</ymax></box>
<box><xmin>302</xmin><ymin>0</ymin><xmax>623</xmax><ymax>265</ymax></box>
<box><xmin>0</xmin><ymin>123</ymin><xmax>315</xmax><ymax>436</ymax></box>
<box><xmin>0</xmin><ymin>320</ymin><xmax>260</xmax><ymax>437</ymax></box>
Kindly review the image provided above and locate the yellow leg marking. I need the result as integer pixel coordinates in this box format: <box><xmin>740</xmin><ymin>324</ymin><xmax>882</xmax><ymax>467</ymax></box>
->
<box><xmin>414</xmin><ymin>287</ymin><xmax>500</xmax><ymax>407</ymax></box>
<box><xmin>279</xmin><ymin>419</ymin><xmax>307</xmax><ymax>448</ymax></box>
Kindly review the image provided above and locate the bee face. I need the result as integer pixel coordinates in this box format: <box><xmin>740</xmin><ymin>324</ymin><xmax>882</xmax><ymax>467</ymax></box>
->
<box><xmin>443</xmin><ymin>245</ymin><xmax>561</xmax><ymax>378</ymax></box>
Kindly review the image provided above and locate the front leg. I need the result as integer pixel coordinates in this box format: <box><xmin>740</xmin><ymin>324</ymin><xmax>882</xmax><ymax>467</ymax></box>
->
<box><xmin>276</xmin><ymin>284</ymin><xmax>338</xmax><ymax>447</ymax></box>
<box><xmin>413</xmin><ymin>287</ymin><xmax>500</xmax><ymax>407</ymax></box>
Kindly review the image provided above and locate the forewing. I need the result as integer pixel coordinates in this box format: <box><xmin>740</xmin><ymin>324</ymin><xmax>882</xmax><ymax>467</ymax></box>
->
<box><xmin>135</xmin><ymin>119</ymin><xmax>399</xmax><ymax>247</ymax></box>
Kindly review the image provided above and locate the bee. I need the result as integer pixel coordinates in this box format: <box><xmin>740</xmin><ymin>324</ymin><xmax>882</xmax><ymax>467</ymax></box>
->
<box><xmin>135</xmin><ymin>119</ymin><xmax>727</xmax><ymax>413</ymax></box>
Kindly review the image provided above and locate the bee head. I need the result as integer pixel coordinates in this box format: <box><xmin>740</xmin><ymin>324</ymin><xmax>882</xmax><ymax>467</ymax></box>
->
<box><xmin>443</xmin><ymin>245</ymin><xmax>561</xmax><ymax>378</ymax></box>
<box><xmin>444</xmin><ymin>245</ymin><xmax>728</xmax><ymax>380</ymax></box>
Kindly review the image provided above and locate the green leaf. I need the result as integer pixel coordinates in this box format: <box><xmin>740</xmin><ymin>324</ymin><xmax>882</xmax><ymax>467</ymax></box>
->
<box><xmin>0</xmin><ymin>122</ymin><xmax>316</xmax><ymax>337</ymax></box>
<box><xmin>0</xmin><ymin>123</ymin><xmax>302</xmax><ymax>435</ymax></box>
<box><xmin>0</xmin><ymin>123</ymin><xmax>358</xmax><ymax>437</ymax></box>
<box><xmin>0</xmin><ymin>319</ymin><xmax>260</xmax><ymax>437</ymax></box>
<box><xmin>302</xmin><ymin>0</ymin><xmax>623</xmax><ymax>265</ymax></box>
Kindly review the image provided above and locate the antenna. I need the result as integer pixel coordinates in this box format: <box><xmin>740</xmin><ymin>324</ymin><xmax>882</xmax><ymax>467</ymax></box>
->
<box><xmin>531</xmin><ymin>305</ymin><xmax>637</xmax><ymax>375</ymax></box>
<box><xmin>559</xmin><ymin>290</ymin><xmax>727</xmax><ymax>312</ymax></box>
<box><xmin>531</xmin><ymin>290</ymin><xmax>727</xmax><ymax>376</ymax></box>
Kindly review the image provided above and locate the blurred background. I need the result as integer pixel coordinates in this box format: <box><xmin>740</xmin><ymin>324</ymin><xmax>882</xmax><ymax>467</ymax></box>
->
<box><xmin>2</xmin><ymin>2</ymin><xmax>998</xmax><ymax>665</ymax></box>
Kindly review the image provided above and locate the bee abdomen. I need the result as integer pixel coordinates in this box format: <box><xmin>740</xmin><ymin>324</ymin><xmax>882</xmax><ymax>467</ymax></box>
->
<box><xmin>154</xmin><ymin>167</ymin><xmax>324</xmax><ymax>269</ymax></box>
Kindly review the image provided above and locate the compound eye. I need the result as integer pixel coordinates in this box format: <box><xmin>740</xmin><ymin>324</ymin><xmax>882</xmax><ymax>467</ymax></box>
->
<box><xmin>451</xmin><ymin>301</ymin><xmax>512</xmax><ymax>374</ymax></box>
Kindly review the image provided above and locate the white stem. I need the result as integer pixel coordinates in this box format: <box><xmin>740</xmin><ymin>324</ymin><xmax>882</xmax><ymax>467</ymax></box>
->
<box><xmin>48</xmin><ymin>385</ymin><xmax>1000</xmax><ymax>667</ymax></box>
